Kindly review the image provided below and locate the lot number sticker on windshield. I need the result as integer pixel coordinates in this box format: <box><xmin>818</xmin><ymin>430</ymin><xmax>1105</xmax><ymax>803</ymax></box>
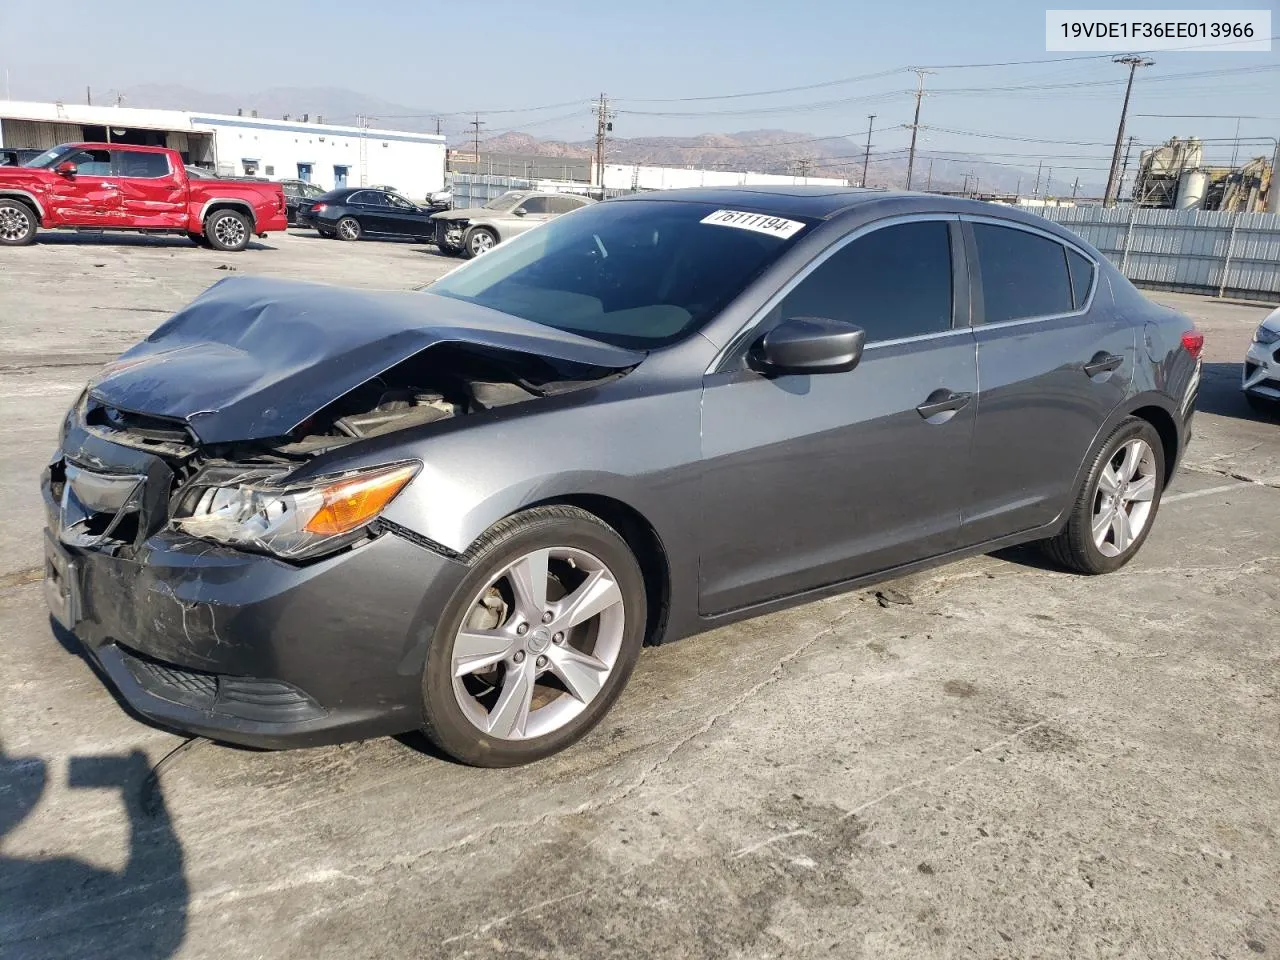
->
<box><xmin>700</xmin><ymin>209</ymin><xmax>806</xmax><ymax>239</ymax></box>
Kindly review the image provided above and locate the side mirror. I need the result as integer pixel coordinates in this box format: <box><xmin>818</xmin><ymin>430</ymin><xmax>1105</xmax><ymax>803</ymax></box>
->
<box><xmin>749</xmin><ymin>317</ymin><xmax>865</xmax><ymax>376</ymax></box>
<box><xmin>54</xmin><ymin>161</ymin><xmax>78</xmax><ymax>177</ymax></box>
<box><xmin>513</xmin><ymin>207</ymin><xmax>527</xmax><ymax>217</ymax></box>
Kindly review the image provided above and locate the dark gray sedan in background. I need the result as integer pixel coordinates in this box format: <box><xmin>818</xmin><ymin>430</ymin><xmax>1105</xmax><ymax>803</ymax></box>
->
<box><xmin>43</xmin><ymin>187</ymin><xmax>1202</xmax><ymax>766</ymax></box>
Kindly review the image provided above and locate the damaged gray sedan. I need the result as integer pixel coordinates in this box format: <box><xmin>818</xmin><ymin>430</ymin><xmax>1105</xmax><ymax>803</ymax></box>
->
<box><xmin>43</xmin><ymin>188</ymin><xmax>1200</xmax><ymax>766</ymax></box>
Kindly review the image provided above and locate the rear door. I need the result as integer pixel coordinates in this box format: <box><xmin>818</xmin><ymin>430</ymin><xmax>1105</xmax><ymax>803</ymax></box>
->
<box><xmin>111</xmin><ymin>149</ymin><xmax>185</xmax><ymax>228</ymax></box>
<box><xmin>959</xmin><ymin>217</ymin><xmax>1135</xmax><ymax>545</ymax></box>
<box><xmin>352</xmin><ymin>190</ymin><xmax>392</xmax><ymax>233</ymax></box>
<box><xmin>699</xmin><ymin>216</ymin><xmax>978</xmax><ymax>614</ymax></box>
<box><xmin>46</xmin><ymin>149</ymin><xmax>121</xmax><ymax>225</ymax></box>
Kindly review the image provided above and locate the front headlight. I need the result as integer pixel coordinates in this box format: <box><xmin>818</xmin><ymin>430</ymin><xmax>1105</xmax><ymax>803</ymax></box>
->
<box><xmin>172</xmin><ymin>461</ymin><xmax>419</xmax><ymax>560</ymax></box>
<box><xmin>1254</xmin><ymin>324</ymin><xmax>1280</xmax><ymax>346</ymax></box>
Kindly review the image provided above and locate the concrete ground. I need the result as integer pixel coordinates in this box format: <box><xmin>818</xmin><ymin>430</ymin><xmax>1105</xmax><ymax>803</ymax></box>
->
<box><xmin>1</xmin><ymin>231</ymin><xmax>1277</xmax><ymax>960</ymax></box>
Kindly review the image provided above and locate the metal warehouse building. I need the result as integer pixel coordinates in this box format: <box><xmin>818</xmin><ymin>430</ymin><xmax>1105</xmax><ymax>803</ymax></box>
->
<box><xmin>0</xmin><ymin>100</ymin><xmax>446</xmax><ymax>199</ymax></box>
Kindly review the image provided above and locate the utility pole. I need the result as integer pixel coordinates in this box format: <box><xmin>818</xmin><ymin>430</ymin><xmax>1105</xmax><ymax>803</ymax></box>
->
<box><xmin>86</xmin><ymin>86</ymin><xmax>92</xmax><ymax>106</ymax></box>
<box><xmin>904</xmin><ymin>68</ymin><xmax>934</xmax><ymax>190</ymax></box>
<box><xmin>469</xmin><ymin>113</ymin><xmax>484</xmax><ymax>176</ymax></box>
<box><xmin>1072</xmin><ymin>176</ymin><xmax>1080</xmax><ymax>198</ymax></box>
<box><xmin>926</xmin><ymin>158</ymin><xmax>934</xmax><ymax>191</ymax></box>
<box><xmin>861</xmin><ymin>114</ymin><xmax>875</xmax><ymax>187</ymax></box>
<box><xmin>1104</xmin><ymin>55</ymin><xmax>1154</xmax><ymax>206</ymax></box>
<box><xmin>962</xmin><ymin>172</ymin><xmax>970</xmax><ymax>195</ymax></box>
<box><xmin>357</xmin><ymin>113</ymin><xmax>372</xmax><ymax>186</ymax></box>
<box><xmin>1046</xmin><ymin>167</ymin><xmax>1053</xmax><ymax>196</ymax></box>
<box><xmin>434</xmin><ymin>117</ymin><xmax>442</xmax><ymax>136</ymax></box>
<box><xmin>1016</xmin><ymin>175</ymin><xmax>1022</xmax><ymax>197</ymax></box>
<box><xmin>1118</xmin><ymin>134</ymin><xmax>1137</xmax><ymax>202</ymax></box>
<box><xmin>593</xmin><ymin>93</ymin><xmax>613</xmax><ymax>199</ymax></box>
<box><xmin>1034</xmin><ymin>161</ymin><xmax>1043</xmax><ymax>197</ymax></box>
<box><xmin>973</xmin><ymin>176</ymin><xmax>980</xmax><ymax>196</ymax></box>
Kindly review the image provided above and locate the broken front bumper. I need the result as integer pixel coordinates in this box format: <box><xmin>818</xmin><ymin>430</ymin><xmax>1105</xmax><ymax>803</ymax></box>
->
<box><xmin>42</xmin><ymin>460</ymin><xmax>470</xmax><ymax>749</ymax></box>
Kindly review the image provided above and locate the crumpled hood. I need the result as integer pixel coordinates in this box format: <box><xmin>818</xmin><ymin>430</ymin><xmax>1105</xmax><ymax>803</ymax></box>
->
<box><xmin>87</xmin><ymin>276</ymin><xmax>644</xmax><ymax>444</ymax></box>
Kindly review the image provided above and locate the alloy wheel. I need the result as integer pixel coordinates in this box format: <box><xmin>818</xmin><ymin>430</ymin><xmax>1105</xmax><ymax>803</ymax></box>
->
<box><xmin>469</xmin><ymin>230</ymin><xmax>494</xmax><ymax>255</ymax></box>
<box><xmin>1091</xmin><ymin>437</ymin><xmax>1157</xmax><ymax>557</ymax></box>
<box><xmin>0</xmin><ymin>206</ymin><xmax>32</xmax><ymax>242</ymax></box>
<box><xmin>212</xmin><ymin>214</ymin><xmax>246</xmax><ymax>248</ymax></box>
<box><xmin>338</xmin><ymin>218</ymin><xmax>361</xmax><ymax>240</ymax></box>
<box><xmin>450</xmin><ymin>546</ymin><xmax>625</xmax><ymax>740</ymax></box>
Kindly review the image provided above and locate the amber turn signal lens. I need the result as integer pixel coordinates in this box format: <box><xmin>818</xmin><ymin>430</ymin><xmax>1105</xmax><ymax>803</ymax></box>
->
<box><xmin>303</xmin><ymin>464</ymin><xmax>419</xmax><ymax>536</ymax></box>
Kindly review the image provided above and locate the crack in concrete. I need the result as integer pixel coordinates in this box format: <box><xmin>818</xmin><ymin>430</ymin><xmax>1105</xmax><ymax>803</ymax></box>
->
<box><xmin>1183</xmin><ymin>464</ymin><xmax>1280</xmax><ymax>491</ymax></box>
<box><xmin>367</xmin><ymin>610</ymin><xmax>857</xmax><ymax>869</ymax></box>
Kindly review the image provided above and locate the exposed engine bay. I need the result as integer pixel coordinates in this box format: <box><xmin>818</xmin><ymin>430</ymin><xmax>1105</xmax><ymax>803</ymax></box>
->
<box><xmin>82</xmin><ymin>342</ymin><xmax>629</xmax><ymax>465</ymax></box>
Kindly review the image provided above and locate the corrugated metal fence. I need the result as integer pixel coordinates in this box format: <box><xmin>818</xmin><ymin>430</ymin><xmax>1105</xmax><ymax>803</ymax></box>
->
<box><xmin>1017</xmin><ymin>204</ymin><xmax>1280</xmax><ymax>300</ymax></box>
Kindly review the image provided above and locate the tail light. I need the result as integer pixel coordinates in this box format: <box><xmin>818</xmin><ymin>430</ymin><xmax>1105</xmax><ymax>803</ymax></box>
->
<box><xmin>311</xmin><ymin>203</ymin><xmax>327</xmax><ymax>214</ymax></box>
<box><xmin>1180</xmin><ymin>330</ymin><xmax>1204</xmax><ymax>360</ymax></box>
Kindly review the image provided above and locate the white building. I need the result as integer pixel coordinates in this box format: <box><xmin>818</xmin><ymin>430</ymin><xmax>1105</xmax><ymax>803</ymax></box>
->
<box><xmin>0</xmin><ymin>100</ymin><xmax>446</xmax><ymax>198</ymax></box>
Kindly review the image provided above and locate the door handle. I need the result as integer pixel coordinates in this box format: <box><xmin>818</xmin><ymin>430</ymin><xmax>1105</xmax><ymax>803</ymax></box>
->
<box><xmin>1084</xmin><ymin>352</ymin><xmax>1124</xmax><ymax>378</ymax></box>
<box><xmin>916</xmin><ymin>389</ymin><xmax>973</xmax><ymax>422</ymax></box>
<box><xmin>99</xmin><ymin>182</ymin><xmax>118</xmax><ymax>189</ymax></box>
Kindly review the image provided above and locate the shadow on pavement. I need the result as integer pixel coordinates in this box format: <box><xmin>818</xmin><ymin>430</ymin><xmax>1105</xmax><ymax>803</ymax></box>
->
<box><xmin>0</xmin><ymin>742</ymin><xmax>189</xmax><ymax>959</ymax></box>
<box><xmin>1198</xmin><ymin>362</ymin><xmax>1279</xmax><ymax>422</ymax></box>
<box><xmin>33</xmin><ymin>232</ymin><xmax>274</xmax><ymax>252</ymax></box>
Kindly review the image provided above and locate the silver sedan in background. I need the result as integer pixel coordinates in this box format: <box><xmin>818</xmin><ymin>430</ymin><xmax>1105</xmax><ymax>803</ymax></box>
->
<box><xmin>431</xmin><ymin>190</ymin><xmax>595</xmax><ymax>258</ymax></box>
<box><xmin>1243</xmin><ymin>306</ymin><xmax>1280</xmax><ymax>413</ymax></box>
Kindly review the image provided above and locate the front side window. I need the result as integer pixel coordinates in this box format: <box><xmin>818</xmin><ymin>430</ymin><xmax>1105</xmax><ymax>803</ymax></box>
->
<box><xmin>771</xmin><ymin>220</ymin><xmax>953</xmax><ymax>343</ymax></box>
<box><xmin>972</xmin><ymin>222</ymin><xmax>1074</xmax><ymax>323</ymax></box>
<box><xmin>64</xmin><ymin>149</ymin><xmax>112</xmax><ymax>176</ymax></box>
<box><xmin>428</xmin><ymin>199</ymin><xmax>811</xmax><ymax>348</ymax></box>
<box><xmin>386</xmin><ymin>192</ymin><xmax>416</xmax><ymax>209</ymax></box>
<box><xmin>517</xmin><ymin>196</ymin><xmax>550</xmax><ymax>215</ymax></box>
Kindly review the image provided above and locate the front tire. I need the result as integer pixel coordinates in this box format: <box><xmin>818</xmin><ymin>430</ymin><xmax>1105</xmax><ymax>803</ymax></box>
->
<box><xmin>336</xmin><ymin>216</ymin><xmax>362</xmax><ymax>241</ymax></box>
<box><xmin>462</xmin><ymin>226</ymin><xmax>497</xmax><ymax>259</ymax></box>
<box><xmin>0</xmin><ymin>199</ymin><xmax>37</xmax><ymax>246</ymax></box>
<box><xmin>1040</xmin><ymin>416</ymin><xmax>1165</xmax><ymax>574</ymax></box>
<box><xmin>204</xmin><ymin>210</ymin><xmax>250</xmax><ymax>252</ymax></box>
<box><xmin>421</xmin><ymin>505</ymin><xmax>647</xmax><ymax>767</ymax></box>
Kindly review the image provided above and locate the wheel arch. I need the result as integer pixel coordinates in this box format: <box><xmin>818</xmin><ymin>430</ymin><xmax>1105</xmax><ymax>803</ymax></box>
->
<box><xmin>0</xmin><ymin>190</ymin><xmax>44</xmax><ymax>223</ymax></box>
<box><xmin>522</xmin><ymin>493</ymin><xmax>671</xmax><ymax>648</ymax></box>
<box><xmin>465</xmin><ymin>223</ymin><xmax>500</xmax><ymax>243</ymax></box>
<box><xmin>199</xmin><ymin>198</ymin><xmax>256</xmax><ymax>231</ymax></box>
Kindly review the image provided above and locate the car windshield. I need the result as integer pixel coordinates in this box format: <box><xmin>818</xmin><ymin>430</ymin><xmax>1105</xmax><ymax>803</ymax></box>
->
<box><xmin>482</xmin><ymin>192</ymin><xmax>526</xmax><ymax>211</ymax></box>
<box><xmin>23</xmin><ymin>145</ymin><xmax>75</xmax><ymax>168</ymax></box>
<box><xmin>426</xmin><ymin>200</ymin><xmax>812</xmax><ymax>348</ymax></box>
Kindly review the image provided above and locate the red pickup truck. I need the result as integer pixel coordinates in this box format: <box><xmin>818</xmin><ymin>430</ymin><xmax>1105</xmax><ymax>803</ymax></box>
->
<box><xmin>0</xmin><ymin>143</ymin><xmax>287</xmax><ymax>251</ymax></box>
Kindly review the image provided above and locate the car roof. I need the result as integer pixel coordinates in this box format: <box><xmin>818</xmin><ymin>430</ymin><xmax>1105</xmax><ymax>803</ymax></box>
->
<box><xmin>606</xmin><ymin>186</ymin><xmax>1092</xmax><ymax>238</ymax></box>
<box><xmin>61</xmin><ymin>142</ymin><xmax>170</xmax><ymax>154</ymax></box>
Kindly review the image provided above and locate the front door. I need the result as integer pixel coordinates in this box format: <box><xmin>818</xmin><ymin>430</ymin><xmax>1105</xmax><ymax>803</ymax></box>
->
<box><xmin>959</xmin><ymin>219</ymin><xmax>1137</xmax><ymax>544</ymax></box>
<box><xmin>111</xmin><ymin>149</ymin><xmax>186</xmax><ymax>229</ymax></box>
<box><xmin>45</xmin><ymin>148</ymin><xmax>122</xmax><ymax>226</ymax></box>
<box><xmin>378</xmin><ymin>191</ymin><xmax>431</xmax><ymax>237</ymax></box>
<box><xmin>698</xmin><ymin>217</ymin><xmax>978</xmax><ymax>615</ymax></box>
<box><xmin>504</xmin><ymin>195</ymin><xmax>553</xmax><ymax>238</ymax></box>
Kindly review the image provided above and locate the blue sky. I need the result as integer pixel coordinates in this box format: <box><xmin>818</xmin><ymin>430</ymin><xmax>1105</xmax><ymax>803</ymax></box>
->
<box><xmin>2</xmin><ymin>0</ymin><xmax>1276</xmax><ymax>181</ymax></box>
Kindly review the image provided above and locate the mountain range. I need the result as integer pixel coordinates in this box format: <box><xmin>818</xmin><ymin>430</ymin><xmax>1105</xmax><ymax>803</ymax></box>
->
<box><xmin>107</xmin><ymin>84</ymin><xmax>1102</xmax><ymax>196</ymax></box>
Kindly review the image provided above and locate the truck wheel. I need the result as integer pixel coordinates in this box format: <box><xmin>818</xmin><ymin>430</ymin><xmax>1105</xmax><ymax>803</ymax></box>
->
<box><xmin>0</xmin><ymin>199</ymin><xmax>37</xmax><ymax>246</ymax></box>
<box><xmin>336</xmin><ymin>217</ymin><xmax>362</xmax><ymax>241</ymax></box>
<box><xmin>205</xmin><ymin>209</ymin><xmax>250</xmax><ymax>252</ymax></box>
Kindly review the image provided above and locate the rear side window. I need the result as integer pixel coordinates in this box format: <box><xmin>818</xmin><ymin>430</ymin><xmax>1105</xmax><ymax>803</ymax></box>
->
<box><xmin>972</xmin><ymin>223</ymin><xmax>1074</xmax><ymax>323</ymax></box>
<box><xmin>518</xmin><ymin>196</ymin><xmax>551</xmax><ymax>214</ymax></box>
<box><xmin>1066</xmin><ymin>248</ymin><xmax>1096</xmax><ymax>310</ymax></box>
<box><xmin>114</xmin><ymin>151</ymin><xmax>170</xmax><ymax>179</ymax></box>
<box><xmin>774</xmin><ymin>220</ymin><xmax>953</xmax><ymax>343</ymax></box>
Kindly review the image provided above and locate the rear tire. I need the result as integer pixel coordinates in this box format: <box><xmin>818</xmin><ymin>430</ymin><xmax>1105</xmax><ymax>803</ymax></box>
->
<box><xmin>420</xmin><ymin>505</ymin><xmax>647</xmax><ymax>767</ymax></box>
<box><xmin>204</xmin><ymin>209</ymin><xmax>250</xmax><ymax>252</ymax></box>
<box><xmin>0</xmin><ymin>199</ymin><xmax>37</xmax><ymax>246</ymax></box>
<box><xmin>336</xmin><ymin>216</ymin><xmax>362</xmax><ymax>241</ymax></box>
<box><xmin>1039</xmin><ymin>416</ymin><xmax>1165</xmax><ymax>575</ymax></box>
